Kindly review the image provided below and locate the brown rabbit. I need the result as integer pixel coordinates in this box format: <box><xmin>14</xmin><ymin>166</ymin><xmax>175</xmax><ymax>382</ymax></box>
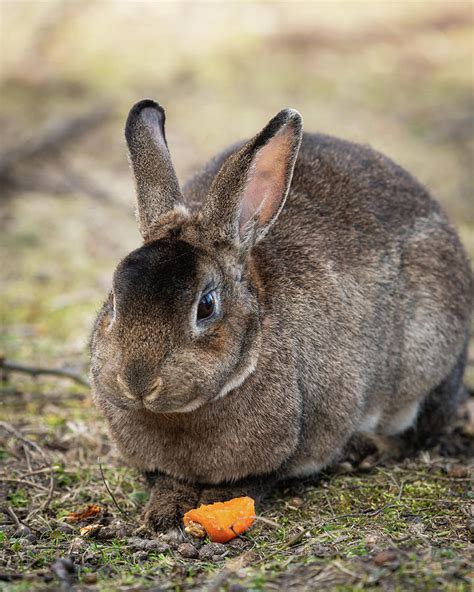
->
<box><xmin>91</xmin><ymin>99</ymin><xmax>473</xmax><ymax>532</ymax></box>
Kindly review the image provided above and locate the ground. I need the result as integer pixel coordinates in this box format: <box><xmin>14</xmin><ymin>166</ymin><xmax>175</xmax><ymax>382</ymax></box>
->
<box><xmin>1</xmin><ymin>2</ymin><xmax>473</xmax><ymax>591</ymax></box>
<box><xmin>1</xmin><ymin>382</ymin><xmax>473</xmax><ymax>591</ymax></box>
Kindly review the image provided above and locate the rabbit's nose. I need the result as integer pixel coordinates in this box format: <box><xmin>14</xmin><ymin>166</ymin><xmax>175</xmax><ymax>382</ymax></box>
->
<box><xmin>117</xmin><ymin>373</ymin><xmax>162</xmax><ymax>401</ymax></box>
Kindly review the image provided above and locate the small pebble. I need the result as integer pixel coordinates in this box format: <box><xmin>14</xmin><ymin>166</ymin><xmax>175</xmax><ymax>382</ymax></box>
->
<box><xmin>178</xmin><ymin>542</ymin><xmax>199</xmax><ymax>559</ymax></box>
<box><xmin>228</xmin><ymin>538</ymin><xmax>246</xmax><ymax>551</ymax></box>
<box><xmin>58</xmin><ymin>523</ymin><xmax>75</xmax><ymax>534</ymax></box>
<box><xmin>289</xmin><ymin>497</ymin><xmax>304</xmax><ymax>508</ymax></box>
<box><xmin>83</xmin><ymin>573</ymin><xmax>98</xmax><ymax>584</ymax></box>
<box><xmin>132</xmin><ymin>550</ymin><xmax>149</xmax><ymax>562</ymax></box>
<box><xmin>447</xmin><ymin>465</ymin><xmax>468</xmax><ymax>479</ymax></box>
<box><xmin>96</xmin><ymin>526</ymin><xmax>119</xmax><ymax>540</ymax></box>
<box><xmin>95</xmin><ymin>519</ymin><xmax>131</xmax><ymax>539</ymax></box>
<box><xmin>188</xmin><ymin>537</ymin><xmax>205</xmax><ymax>549</ymax></box>
<box><xmin>198</xmin><ymin>543</ymin><xmax>227</xmax><ymax>560</ymax></box>
<box><xmin>228</xmin><ymin>584</ymin><xmax>248</xmax><ymax>592</ymax></box>
<box><xmin>51</xmin><ymin>557</ymin><xmax>76</xmax><ymax>586</ymax></box>
<box><xmin>373</xmin><ymin>549</ymin><xmax>398</xmax><ymax>566</ymax></box>
<box><xmin>127</xmin><ymin>537</ymin><xmax>170</xmax><ymax>553</ymax></box>
<box><xmin>311</xmin><ymin>544</ymin><xmax>331</xmax><ymax>557</ymax></box>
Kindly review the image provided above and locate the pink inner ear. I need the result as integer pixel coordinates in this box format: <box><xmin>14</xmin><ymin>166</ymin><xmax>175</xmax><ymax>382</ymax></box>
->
<box><xmin>240</xmin><ymin>125</ymin><xmax>294</xmax><ymax>232</ymax></box>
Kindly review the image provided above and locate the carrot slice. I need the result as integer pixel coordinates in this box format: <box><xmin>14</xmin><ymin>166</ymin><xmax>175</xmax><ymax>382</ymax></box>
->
<box><xmin>183</xmin><ymin>496</ymin><xmax>256</xmax><ymax>543</ymax></box>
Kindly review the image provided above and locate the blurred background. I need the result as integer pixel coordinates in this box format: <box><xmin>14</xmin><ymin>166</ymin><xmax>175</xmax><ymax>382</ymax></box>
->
<box><xmin>1</xmin><ymin>0</ymin><xmax>473</xmax><ymax>385</ymax></box>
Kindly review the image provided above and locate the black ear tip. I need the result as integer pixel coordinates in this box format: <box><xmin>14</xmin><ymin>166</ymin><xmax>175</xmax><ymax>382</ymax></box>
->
<box><xmin>125</xmin><ymin>99</ymin><xmax>165</xmax><ymax>137</ymax></box>
<box><xmin>279</xmin><ymin>108</ymin><xmax>303</xmax><ymax>130</ymax></box>
<box><xmin>255</xmin><ymin>108</ymin><xmax>303</xmax><ymax>149</ymax></box>
<box><xmin>129</xmin><ymin>98</ymin><xmax>165</xmax><ymax>118</ymax></box>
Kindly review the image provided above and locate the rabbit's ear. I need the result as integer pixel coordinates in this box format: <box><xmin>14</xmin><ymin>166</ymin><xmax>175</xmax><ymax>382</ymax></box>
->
<box><xmin>125</xmin><ymin>99</ymin><xmax>184</xmax><ymax>239</ymax></box>
<box><xmin>200</xmin><ymin>109</ymin><xmax>302</xmax><ymax>247</ymax></box>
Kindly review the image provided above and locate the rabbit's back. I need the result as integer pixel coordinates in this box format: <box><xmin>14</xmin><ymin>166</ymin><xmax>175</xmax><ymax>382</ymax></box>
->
<box><xmin>271</xmin><ymin>133</ymin><xmax>471</xmax><ymax>442</ymax></box>
<box><xmin>185</xmin><ymin>132</ymin><xmax>472</xmax><ymax>451</ymax></box>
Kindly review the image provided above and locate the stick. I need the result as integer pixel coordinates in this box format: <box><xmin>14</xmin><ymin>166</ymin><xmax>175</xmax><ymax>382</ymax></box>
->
<box><xmin>0</xmin><ymin>359</ymin><xmax>89</xmax><ymax>387</ymax></box>
<box><xmin>256</xmin><ymin>530</ymin><xmax>309</xmax><ymax>565</ymax></box>
<box><xmin>0</xmin><ymin>105</ymin><xmax>111</xmax><ymax>178</ymax></box>
<box><xmin>254</xmin><ymin>516</ymin><xmax>280</xmax><ymax>529</ymax></box>
<box><xmin>5</xmin><ymin>506</ymin><xmax>22</xmax><ymax>529</ymax></box>
<box><xmin>41</xmin><ymin>468</ymin><xmax>55</xmax><ymax>511</ymax></box>
<box><xmin>98</xmin><ymin>458</ymin><xmax>125</xmax><ymax>516</ymax></box>
<box><xmin>0</xmin><ymin>421</ymin><xmax>49</xmax><ymax>459</ymax></box>
<box><xmin>2</xmin><ymin>478</ymin><xmax>50</xmax><ymax>493</ymax></box>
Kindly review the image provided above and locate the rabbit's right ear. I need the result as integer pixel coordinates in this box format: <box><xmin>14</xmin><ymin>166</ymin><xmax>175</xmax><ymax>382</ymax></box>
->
<box><xmin>125</xmin><ymin>99</ymin><xmax>184</xmax><ymax>240</ymax></box>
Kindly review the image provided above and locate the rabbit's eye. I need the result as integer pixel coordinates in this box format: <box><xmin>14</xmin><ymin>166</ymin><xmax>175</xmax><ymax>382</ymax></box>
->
<box><xmin>197</xmin><ymin>290</ymin><xmax>216</xmax><ymax>321</ymax></box>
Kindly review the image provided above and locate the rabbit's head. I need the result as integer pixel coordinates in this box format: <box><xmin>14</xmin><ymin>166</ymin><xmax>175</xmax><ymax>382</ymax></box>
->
<box><xmin>91</xmin><ymin>100</ymin><xmax>302</xmax><ymax>414</ymax></box>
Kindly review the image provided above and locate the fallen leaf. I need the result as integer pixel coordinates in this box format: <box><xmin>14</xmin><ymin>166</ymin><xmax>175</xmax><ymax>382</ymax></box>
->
<box><xmin>66</xmin><ymin>504</ymin><xmax>101</xmax><ymax>523</ymax></box>
<box><xmin>79</xmin><ymin>523</ymin><xmax>102</xmax><ymax>538</ymax></box>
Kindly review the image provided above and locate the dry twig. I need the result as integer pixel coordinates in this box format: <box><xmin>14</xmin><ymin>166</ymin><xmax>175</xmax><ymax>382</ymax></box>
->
<box><xmin>1</xmin><ymin>358</ymin><xmax>89</xmax><ymax>387</ymax></box>
<box><xmin>1</xmin><ymin>421</ymin><xmax>55</xmax><ymax>514</ymax></box>
<box><xmin>98</xmin><ymin>458</ymin><xmax>125</xmax><ymax>516</ymax></box>
<box><xmin>0</xmin><ymin>104</ymin><xmax>115</xmax><ymax>201</ymax></box>
<box><xmin>0</xmin><ymin>106</ymin><xmax>110</xmax><ymax>178</ymax></box>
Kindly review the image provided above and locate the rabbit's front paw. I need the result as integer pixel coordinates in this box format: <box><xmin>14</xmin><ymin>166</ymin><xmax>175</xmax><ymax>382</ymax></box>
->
<box><xmin>142</xmin><ymin>479</ymin><xmax>200</xmax><ymax>533</ymax></box>
<box><xmin>142</xmin><ymin>499</ymin><xmax>182</xmax><ymax>532</ymax></box>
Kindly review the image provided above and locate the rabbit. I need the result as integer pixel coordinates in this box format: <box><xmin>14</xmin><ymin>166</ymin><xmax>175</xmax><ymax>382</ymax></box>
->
<box><xmin>90</xmin><ymin>99</ymin><xmax>473</xmax><ymax>533</ymax></box>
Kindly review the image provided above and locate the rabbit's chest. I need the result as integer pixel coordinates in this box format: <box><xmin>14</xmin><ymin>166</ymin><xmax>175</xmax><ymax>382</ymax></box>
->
<box><xmin>109</xmin><ymin>394</ymin><xmax>301</xmax><ymax>483</ymax></box>
<box><xmin>148</xmin><ymin>426</ymin><xmax>287</xmax><ymax>483</ymax></box>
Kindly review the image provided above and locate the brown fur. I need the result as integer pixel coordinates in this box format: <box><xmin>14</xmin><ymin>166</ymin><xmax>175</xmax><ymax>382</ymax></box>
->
<box><xmin>91</xmin><ymin>99</ymin><xmax>473</xmax><ymax>532</ymax></box>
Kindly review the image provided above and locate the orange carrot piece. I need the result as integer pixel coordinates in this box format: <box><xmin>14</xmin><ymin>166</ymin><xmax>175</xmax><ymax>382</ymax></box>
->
<box><xmin>183</xmin><ymin>496</ymin><xmax>256</xmax><ymax>543</ymax></box>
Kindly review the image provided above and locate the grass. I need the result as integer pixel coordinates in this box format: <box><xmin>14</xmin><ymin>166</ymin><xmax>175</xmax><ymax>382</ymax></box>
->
<box><xmin>1</xmin><ymin>1</ymin><xmax>473</xmax><ymax>590</ymax></box>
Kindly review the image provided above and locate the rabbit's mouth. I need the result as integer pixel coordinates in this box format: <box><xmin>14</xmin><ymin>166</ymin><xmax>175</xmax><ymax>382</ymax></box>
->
<box><xmin>135</xmin><ymin>379</ymin><xmax>210</xmax><ymax>414</ymax></box>
<box><xmin>149</xmin><ymin>393</ymin><xmax>207</xmax><ymax>414</ymax></box>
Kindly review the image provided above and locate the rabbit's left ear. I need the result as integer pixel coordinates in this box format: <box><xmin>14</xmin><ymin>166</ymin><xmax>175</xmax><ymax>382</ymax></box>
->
<box><xmin>125</xmin><ymin>99</ymin><xmax>184</xmax><ymax>240</ymax></box>
<box><xmin>200</xmin><ymin>109</ymin><xmax>302</xmax><ymax>247</ymax></box>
